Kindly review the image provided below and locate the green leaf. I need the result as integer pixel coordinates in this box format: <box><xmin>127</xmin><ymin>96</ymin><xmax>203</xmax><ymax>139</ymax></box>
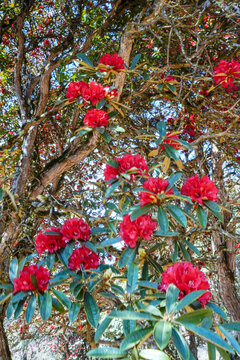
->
<box><xmin>84</xmin><ymin>292</ymin><xmax>99</xmax><ymax>328</ymax></box>
<box><xmin>154</xmin><ymin>231</ymin><xmax>179</xmax><ymax>237</ymax></box>
<box><xmin>166</xmin><ymin>171</ymin><xmax>182</xmax><ymax>190</ymax></box>
<box><xmin>174</xmin><ymin>290</ymin><xmax>207</xmax><ymax>312</ymax></box>
<box><xmin>147</xmin><ymin>255</ymin><xmax>163</xmax><ymax>274</ymax></box>
<box><xmin>87</xmin><ymin>347</ymin><xmax>127</xmax><ymax>358</ymax></box>
<box><xmin>105</xmin><ymin>180</ymin><xmax>122</xmax><ymax>198</ymax></box>
<box><xmin>157</xmin><ymin>122</ymin><xmax>166</xmax><ymax>137</ymax></box>
<box><xmin>164</xmin><ymin>144</ymin><xmax>180</xmax><ymax>160</ymax></box>
<box><xmin>52</xmin><ymin>290</ymin><xmax>71</xmax><ymax>309</ymax></box>
<box><xmin>94</xmin><ymin>312</ymin><xmax>114</xmax><ymax>342</ymax></box>
<box><xmin>52</xmin><ymin>297</ymin><xmax>65</xmax><ymax>314</ymax></box>
<box><xmin>181</xmin><ymin>323</ymin><xmax>234</xmax><ymax>353</ymax></box>
<box><xmin>154</xmin><ymin>321</ymin><xmax>172</xmax><ymax>350</ymax></box>
<box><xmin>96</xmin><ymin>98</ymin><xmax>106</xmax><ymax>109</ymax></box>
<box><xmin>0</xmin><ymin>284</ymin><xmax>13</xmax><ymax>290</ymax></box>
<box><xmin>178</xmin><ymin>242</ymin><xmax>191</xmax><ymax>261</ymax></box>
<box><xmin>166</xmin><ymin>83</ymin><xmax>176</xmax><ymax>93</ymax></box>
<box><xmin>111</xmin><ymin>283</ymin><xmax>125</xmax><ymax>296</ymax></box>
<box><xmin>203</xmin><ymin>200</ymin><xmax>223</xmax><ymax>223</ymax></box>
<box><xmin>110</xmin><ymin>310</ymin><xmax>157</xmax><ymax>321</ymax></box>
<box><xmin>171</xmin><ymin>138</ymin><xmax>193</xmax><ymax>150</ymax></box>
<box><xmin>157</xmin><ymin>208</ymin><xmax>169</xmax><ymax>234</ymax></box>
<box><xmin>207</xmin><ymin>342</ymin><xmax>216</xmax><ymax>360</ymax></box>
<box><xmin>218</xmin><ymin>325</ymin><xmax>240</xmax><ymax>354</ymax></box>
<box><xmin>166</xmin><ymin>284</ymin><xmax>179</xmax><ymax>314</ymax></box>
<box><xmin>14</xmin><ymin>300</ymin><xmax>25</xmax><ymax>320</ymax></box>
<box><xmin>46</xmin><ymin>252</ymin><xmax>55</xmax><ymax>270</ymax></box>
<box><xmin>77</xmin><ymin>53</ymin><xmax>94</xmax><ymax>67</ymax></box>
<box><xmin>40</xmin><ymin>292</ymin><xmax>52</xmax><ymax>321</ymax></box>
<box><xmin>166</xmin><ymin>205</ymin><xmax>187</xmax><ymax>227</ymax></box>
<box><xmin>25</xmin><ymin>295</ymin><xmax>36</xmax><ymax>323</ymax></box>
<box><xmin>130</xmin><ymin>54</ymin><xmax>141</xmax><ymax>70</ymax></box>
<box><xmin>30</xmin><ymin>274</ymin><xmax>38</xmax><ymax>289</ymax></box>
<box><xmin>139</xmin><ymin>349</ymin><xmax>170</xmax><ymax>360</ymax></box>
<box><xmin>49</xmin><ymin>269</ymin><xmax>71</xmax><ymax>284</ymax></box>
<box><xmin>121</xmin><ymin>327</ymin><xmax>153</xmax><ymax>351</ymax></box>
<box><xmin>69</xmin><ymin>303</ymin><xmax>81</xmax><ymax>323</ymax></box>
<box><xmin>176</xmin><ymin>308</ymin><xmax>213</xmax><ymax>325</ymax></box>
<box><xmin>197</xmin><ymin>206</ymin><xmax>207</xmax><ymax>229</ymax></box>
<box><xmin>0</xmin><ymin>292</ymin><xmax>12</xmax><ymax>305</ymax></box>
<box><xmin>12</xmin><ymin>291</ymin><xmax>28</xmax><ymax>304</ymax></box>
<box><xmin>6</xmin><ymin>301</ymin><xmax>14</xmax><ymax>319</ymax></box>
<box><xmin>130</xmin><ymin>204</ymin><xmax>152</xmax><ymax>221</ymax></box>
<box><xmin>9</xmin><ymin>258</ymin><xmax>18</xmax><ymax>284</ymax></box>
<box><xmin>172</xmin><ymin>327</ymin><xmax>190</xmax><ymax>360</ymax></box>
<box><xmin>101</xmin><ymin>130</ymin><xmax>111</xmax><ymax>143</ymax></box>
<box><xmin>182</xmin><ymin>239</ymin><xmax>201</xmax><ymax>256</ymax></box>
<box><xmin>127</xmin><ymin>264</ymin><xmax>138</xmax><ymax>293</ymax></box>
<box><xmin>216</xmin><ymin>347</ymin><xmax>231</xmax><ymax>360</ymax></box>
<box><xmin>220</xmin><ymin>322</ymin><xmax>240</xmax><ymax>331</ymax></box>
<box><xmin>118</xmin><ymin>246</ymin><xmax>137</xmax><ymax>269</ymax></box>
<box><xmin>99</xmin><ymin>236</ymin><xmax>121</xmax><ymax>248</ymax></box>
<box><xmin>206</xmin><ymin>303</ymin><xmax>227</xmax><ymax>320</ymax></box>
<box><xmin>106</xmin><ymin>159</ymin><xmax>119</xmax><ymax>169</ymax></box>
<box><xmin>0</xmin><ymin>187</ymin><xmax>3</xmax><ymax>201</ymax></box>
<box><xmin>123</xmin><ymin>306</ymin><xmax>136</xmax><ymax>336</ymax></box>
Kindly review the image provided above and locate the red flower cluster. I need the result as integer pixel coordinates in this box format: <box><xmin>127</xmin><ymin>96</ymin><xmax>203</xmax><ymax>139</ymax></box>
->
<box><xmin>160</xmin><ymin>73</ymin><xmax>177</xmax><ymax>83</ymax></box>
<box><xmin>160</xmin><ymin>133</ymin><xmax>181</xmax><ymax>150</ymax></box>
<box><xmin>84</xmin><ymin>109</ymin><xmax>109</xmax><ymax>128</ymax></box>
<box><xmin>66</xmin><ymin>81</ymin><xmax>105</xmax><ymax>104</ymax></box>
<box><xmin>13</xmin><ymin>265</ymin><xmax>50</xmax><ymax>294</ymax></box>
<box><xmin>105</xmin><ymin>87</ymin><xmax>118</xmax><ymax>99</ymax></box>
<box><xmin>158</xmin><ymin>261</ymin><xmax>211</xmax><ymax>306</ymax></box>
<box><xmin>68</xmin><ymin>246</ymin><xmax>99</xmax><ymax>270</ymax></box>
<box><xmin>119</xmin><ymin>214</ymin><xmax>157</xmax><ymax>248</ymax></box>
<box><xmin>181</xmin><ymin>175</ymin><xmax>218</xmax><ymax>205</ymax></box>
<box><xmin>104</xmin><ymin>153</ymin><xmax>148</xmax><ymax>181</ymax></box>
<box><xmin>213</xmin><ymin>59</ymin><xmax>240</xmax><ymax>90</ymax></box>
<box><xmin>98</xmin><ymin>53</ymin><xmax>125</xmax><ymax>72</ymax></box>
<box><xmin>61</xmin><ymin>218</ymin><xmax>91</xmax><ymax>242</ymax></box>
<box><xmin>139</xmin><ymin>177</ymin><xmax>173</xmax><ymax>206</ymax></box>
<box><xmin>35</xmin><ymin>227</ymin><xmax>67</xmax><ymax>254</ymax></box>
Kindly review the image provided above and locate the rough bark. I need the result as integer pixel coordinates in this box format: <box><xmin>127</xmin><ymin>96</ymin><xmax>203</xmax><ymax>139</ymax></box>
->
<box><xmin>0</xmin><ymin>314</ymin><xmax>11</xmax><ymax>360</ymax></box>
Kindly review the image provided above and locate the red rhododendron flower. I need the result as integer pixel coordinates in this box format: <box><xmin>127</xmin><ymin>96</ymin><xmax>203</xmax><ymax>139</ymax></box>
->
<box><xmin>105</xmin><ymin>87</ymin><xmax>118</xmax><ymax>99</ymax></box>
<box><xmin>66</xmin><ymin>81</ymin><xmax>89</xmax><ymax>102</ymax></box>
<box><xmin>61</xmin><ymin>218</ymin><xmax>91</xmax><ymax>242</ymax></box>
<box><xmin>158</xmin><ymin>261</ymin><xmax>211</xmax><ymax>306</ymax></box>
<box><xmin>119</xmin><ymin>214</ymin><xmax>157</xmax><ymax>248</ymax></box>
<box><xmin>88</xmin><ymin>81</ymin><xmax>105</xmax><ymax>105</ymax></box>
<box><xmin>35</xmin><ymin>227</ymin><xmax>66</xmax><ymax>254</ymax></box>
<box><xmin>160</xmin><ymin>133</ymin><xmax>181</xmax><ymax>150</ymax></box>
<box><xmin>68</xmin><ymin>246</ymin><xmax>99</xmax><ymax>270</ymax></box>
<box><xmin>213</xmin><ymin>59</ymin><xmax>240</xmax><ymax>89</ymax></box>
<box><xmin>13</xmin><ymin>265</ymin><xmax>50</xmax><ymax>294</ymax></box>
<box><xmin>104</xmin><ymin>153</ymin><xmax>148</xmax><ymax>181</ymax></box>
<box><xmin>235</xmin><ymin>243</ymin><xmax>240</xmax><ymax>249</ymax></box>
<box><xmin>98</xmin><ymin>53</ymin><xmax>125</xmax><ymax>72</ymax></box>
<box><xmin>84</xmin><ymin>109</ymin><xmax>109</xmax><ymax>128</ymax></box>
<box><xmin>181</xmin><ymin>175</ymin><xmax>218</xmax><ymax>205</ymax></box>
<box><xmin>139</xmin><ymin>177</ymin><xmax>173</xmax><ymax>206</ymax></box>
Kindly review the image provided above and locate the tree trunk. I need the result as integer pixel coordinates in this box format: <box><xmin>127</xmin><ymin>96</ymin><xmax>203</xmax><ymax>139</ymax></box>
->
<box><xmin>0</xmin><ymin>306</ymin><xmax>11</xmax><ymax>360</ymax></box>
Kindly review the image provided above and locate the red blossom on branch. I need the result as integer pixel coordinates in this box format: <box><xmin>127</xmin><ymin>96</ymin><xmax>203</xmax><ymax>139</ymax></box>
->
<box><xmin>213</xmin><ymin>59</ymin><xmax>240</xmax><ymax>89</ymax></box>
<box><xmin>181</xmin><ymin>175</ymin><xmax>218</xmax><ymax>205</ymax></box>
<box><xmin>104</xmin><ymin>153</ymin><xmax>148</xmax><ymax>181</ymax></box>
<box><xmin>139</xmin><ymin>177</ymin><xmax>173</xmax><ymax>206</ymax></box>
<box><xmin>66</xmin><ymin>81</ymin><xmax>89</xmax><ymax>102</ymax></box>
<box><xmin>88</xmin><ymin>81</ymin><xmax>105</xmax><ymax>105</ymax></box>
<box><xmin>35</xmin><ymin>227</ymin><xmax>66</xmax><ymax>254</ymax></box>
<box><xmin>61</xmin><ymin>218</ymin><xmax>91</xmax><ymax>242</ymax></box>
<box><xmin>13</xmin><ymin>265</ymin><xmax>50</xmax><ymax>294</ymax></box>
<box><xmin>158</xmin><ymin>261</ymin><xmax>211</xmax><ymax>306</ymax></box>
<box><xmin>98</xmin><ymin>53</ymin><xmax>125</xmax><ymax>72</ymax></box>
<box><xmin>84</xmin><ymin>109</ymin><xmax>109</xmax><ymax>128</ymax></box>
<box><xmin>160</xmin><ymin>133</ymin><xmax>181</xmax><ymax>150</ymax></box>
<box><xmin>68</xmin><ymin>246</ymin><xmax>99</xmax><ymax>270</ymax></box>
<box><xmin>119</xmin><ymin>214</ymin><xmax>157</xmax><ymax>248</ymax></box>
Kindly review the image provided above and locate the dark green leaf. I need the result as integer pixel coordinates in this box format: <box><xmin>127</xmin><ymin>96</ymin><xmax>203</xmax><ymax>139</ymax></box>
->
<box><xmin>182</xmin><ymin>239</ymin><xmax>201</xmax><ymax>256</ymax></box>
<box><xmin>166</xmin><ymin>284</ymin><xmax>179</xmax><ymax>314</ymax></box>
<box><xmin>52</xmin><ymin>289</ymin><xmax>71</xmax><ymax>309</ymax></box>
<box><xmin>203</xmin><ymin>200</ymin><xmax>223</xmax><ymax>223</ymax></box>
<box><xmin>12</xmin><ymin>291</ymin><xmax>28</xmax><ymax>304</ymax></box>
<box><xmin>166</xmin><ymin>171</ymin><xmax>182</xmax><ymax>190</ymax></box>
<box><xmin>87</xmin><ymin>347</ymin><xmax>127</xmax><ymax>358</ymax></box>
<box><xmin>52</xmin><ymin>297</ymin><xmax>65</xmax><ymax>314</ymax></box>
<box><xmin>127</xmin><ymin>264</ymin><xmax>138</xmax><ymax>293</ymax></box>
<box><xmin>208</xmin><ymin>342</ymin><xmax>216</xmax><ymax>360</ymax></box>
<box><xmin>101</xmin><ymin>130</ymin><xmax>111</xmax><ymax>143</ymax></box>
<box><xmin>220</xmin><ymin>322</ymin><xmax>240</xmax><ymax>332</ymax></box>
<box><xmin>68</xmin><ymin>303</ymin><xmax>81</xmax><ymax>323</ymax></box>
<box><xmin>197</xmin><ymin>206</ymin><xmax>207</xmax><ymax>229</ymax></box>
<box><xmin>166</xmin><ymin>205</ymin><xmax>187</xmax><ymax>227</ymax></box>
<box><xmin>99</xmin><ymin>236</ymin><xmax>121</xmax><ymax>248</ymax></box>
<box><xmin>95</xmin><ymin>312</ymin><xmax>114</xmax><ymax>342</ymax></box>
<box><xmin>174</xmin><ymin>290</ymin><xmax>207</xmax><ymax>312</ymax></box>
<box><xmin>178</xmin><ymin>242</ymin><xmax>191</xmax><ymax>261</ymax></box>
<box><xmin>6</xmin><ymin>301</ymin><xmax>14</xmax><ymax>319</ymax></box>
<box><xmin>110</xmin><ymin>310</ymin><xmax>157</xmax><ymax>321</ymax></box>
<box><xmin>166</xmin><ymin>83</ymin><xmax>176</xmax><ymax>93</ymax></box>
<box><xmin>40</xmin><ymin>292</ymin><xmax>52</xmax><ymax>321</ymax></box>
<box><xmin>96</xmin><ymin>98</ymin><xmax>106</xmax><ymax>109</ymax></box>
<box><xmin>218</xmin><ymin>325</ymin><xmax>240</xmax><ymax>354</ymax></box>
<box><xmin>154</xmin><ymin>321</ymin><xmax>172</xmax><ymax>350</ymax></box>
<box><xmin>118</xmin><ymin>246</ymin><xmax>137</xmax><ymax>269</ymax></box>
<box><xmin>30</xmin><ymin>274</ymin><xmax>38</xmax><ymax>289</ymax></box>
<box><xmin>84</xmin><ymin>292</ymin><xmax>99</xmax><ymax>328</ymax></box>
<box><xmin>216</xmin><ymin>347</ymin><xmax>231</xmax><ymax>360</ymax></box>
<box><xmin>14</xmin><ymin>300</ymin><xmax>25</xmax><ymax>320</ymax></box>
<box><xmin>130</xmin><ymin>54</ymin><xmax>141</xmax><ymax>70</ymax></box>
<box><xmin>157</xmin><ymin>208</ymin><xmax>169</xmax><ymax>234</ymax></box>
<box><xmin>147</xmin><ymin>255</ymin><xmax>163</xmax><ymax>274</ymax></box>
<box><xmin>9</xmin><ymin>258</ymin><xmax>18</xmax><ymax>284</ymax></box>
<box><xmin>77</xmin><ymin>53</ymin><xmax>94</xmax><ymax>67</ymax></box>
<box><xmin>25</xmin><ymin>295</ymin><xmax>36</xmax><ymax>323</ymax></box>
<box><xmin>130</xmin><ymin>204</ymin><xmax>152</xmax><ymax>221</ymax></box>
<box><xmin>164</xmin><ymin>144</ymin><xmax>180</xmax><ymax>160</ymax></box>
<box><xmin>181</xmin><ymin>323</ymin><xmax>234</xmax><ymax>353</ymax></box>
<box><xmin>157</xmin><ymin>122</ymin><xmax>166</xmax><ymax>137</ymax></box>
<box><xmin>120</xmin><ymin>327</ymin><xmax>153</xmax><ymax>351</ymax></box>
<box><xmin>0</xmin><ymin>284</ymin><xmax>13</xmax><ymax>290</ymax></box>
<box><xmin>105</xmin><ymin>180</ymin><xmax>122</xmax><ymax>198</ymax></box>
<box><xmin>84</xmin><ymin>241</ymin><xmax>97</xmax><ymax>253</ymax></box>
<box><xmin>206</xmin><ymin>303</ymin><xmax>227</xmax><ymax>320</ymax></box>
<box><xmin>123</xmin><ymin>306</ymin><xmax>136</xmax><ymax>336</ymax></box>
<box><xmin>46</xmin><ymin>253</ymin><xmax>55</xmax><ymax>270</ymax></box>
<box><xmin>176</xmin><ymin>308</ymin><xmax>212</xmax><ymax>325</ymax></box>
<box><xmin>154</xmin><ymin>231</ymin><xmax>179</xmax><ymax>237</ymax></box>
<box><xmin>172</xmin><ymin>327</ymin><xmax>190</xmax><ymax>360</ymax></box>
<box><xmin>171</xmin><ymin>138</ymin><xmax>193</xmax><ymax>150</ymax></box>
